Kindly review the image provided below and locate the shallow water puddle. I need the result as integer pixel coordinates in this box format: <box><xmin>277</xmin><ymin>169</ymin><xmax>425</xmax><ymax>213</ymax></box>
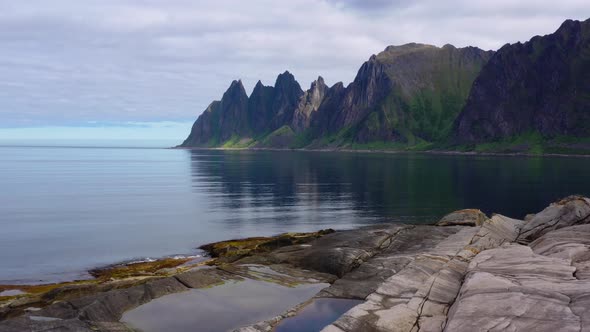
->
<box><xmin>0</xmin><ymin>289</ymin><xmax>25</xmax><ymax>296</ymax></box>
<box><xmin>121</xmin><ymin>278</ymin><xmax>328</xmax><ymax>332</ymax></box>
<box><xmin>273</xmin><ymin>298</ymin><xmax>363</xmax><ymax>332</ymax></box>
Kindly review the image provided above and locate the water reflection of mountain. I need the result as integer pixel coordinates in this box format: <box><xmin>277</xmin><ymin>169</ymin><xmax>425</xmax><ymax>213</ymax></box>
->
<box><xmin>187</xmin><ymin>150</ymin><xmax>590</xmax><ymax>224</ymax></box>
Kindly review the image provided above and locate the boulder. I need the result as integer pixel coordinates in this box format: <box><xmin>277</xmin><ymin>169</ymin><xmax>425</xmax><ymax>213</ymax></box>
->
<box><xmin>518</xmin><ymin>196</ymin><xmax>590</xmax><ymax>243</ymax></box>
<box><xmin>436</xmin><ymin>209</ymin><xmax>488</xmax><ymax>227</ymax></box>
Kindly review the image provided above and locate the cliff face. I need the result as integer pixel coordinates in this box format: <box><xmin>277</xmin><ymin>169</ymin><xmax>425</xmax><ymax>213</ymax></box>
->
<box><xmin>454</xmin><ymin>19</ymin><xmax>590</xmax><ymax>143</ymax></box>
<box><xmin>181</xmin><ymin>80</ymin><xmax>249</xmax><ymax>146</ymax></box>
<box><xmin>314</xmin><ymin>43</ymin><xmax>493</xmax><ymax>145</ymax></box>
<box><xmin>291</xmin><ymin>77</ymin><xmax>328</xmax><ymax>132</ymax></box>
<box><xmin>319</xmin><ymin>55</ymin><xmax>393</xmax><ymax>134</ymax></box>
<box><xmin>181</xmin><ymin>72</ymin><xmax>304</xmax><ymax>147</ymax></box>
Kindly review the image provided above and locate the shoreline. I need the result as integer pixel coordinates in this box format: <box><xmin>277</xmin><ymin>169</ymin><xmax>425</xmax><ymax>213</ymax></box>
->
<box><xmin>0</xmin><ymin>230</ymin><xmax>333</xmax><ymax>318</ymax></box>
<box><xmin>1</xmin><ymin>196</ymin><xmax>590</xmax><ymax>331</ymax></box>
<box><xmin>172</xmin><ymin>145</ymin><xmax>590</xmax><ymax>158</ymax></box>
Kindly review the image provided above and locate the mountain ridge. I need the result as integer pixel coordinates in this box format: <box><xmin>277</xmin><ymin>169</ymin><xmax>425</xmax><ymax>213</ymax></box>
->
<box><xmin>181</xmin><ymin>18</ymin><xmax>590</xmax><ymax>154</ymax></box>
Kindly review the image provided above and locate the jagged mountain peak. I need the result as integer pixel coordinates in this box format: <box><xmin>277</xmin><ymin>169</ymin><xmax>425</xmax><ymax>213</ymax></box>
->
<box><xmin>331</xmin><ymin>82</ymin><xmax>344</xmax><ymax>90</ymax></box>
<box><xmin>310</xmin><ymin>76</ymin><xmax>326</xmax><ymax>89</ymax></box>
<box><xmin>181</xmin><ymin>18</ymin><xmax>588</xmax><ymax>152</ymax></box>
<box><xmin>251</xmin><ymin>80</ymin><xmax>271</xmax><ymax>96</ymax></box>
<box><xmin>224</xmin><ymin>79</ymin><xmax>247</xmax><ymax>97</ymax></box>
<box><xmin>274</xmin><ymin>70</ymin><xmax>300</xmax><ymax>88</ymax></box>
<box><xmin>228</xmin><ymin>79</ymin><xmax>244</xmax><ymax>88</ymax></box>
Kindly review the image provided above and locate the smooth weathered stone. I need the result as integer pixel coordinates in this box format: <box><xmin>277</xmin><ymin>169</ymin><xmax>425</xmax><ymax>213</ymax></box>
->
<box><xmin>319</xmin><ymin>226</ymin><xmax>468</xmax><ymax>299</ymax></box>
<box><xmin>436</xmin><ymin>209</ymin><xmax>488</xmax><ymax>227</ymax></box>
<box><xmin>518</xmin><ymin>195</ymin><xmax>590</xmax><ymax>243</ymax></box>
<box><xmin>445</xmin><ymin>243</ymin><xmax>590</xmax><ymax>332</ymax></box>
<box><xmin>467</xmin><ymin>244</ymin><xmax>575</xmax><ymax>279</ymax></box>
<box><xmin>529</xmin><ymin>224</ymin><xmax>590</xmax><ymax>285</ymax></box>
<box><xmin>218</xmin><ymin>263</ymin><xmax>337</xmax><ymax>286</ymax></box>
<box><xmin>530</xmin><ymin>224</ymin><xmax>590</xmax><ymax>260</ymax></box>
<box><xmin>323</xmin><ymin>213</ymin><xmax>538</xmax><ymax>332</ymax></box>
<box><xmin>467</xmin><ymin>214</ymin><xmax>523</xmax><ymax>252</ymax></box>
<box><xmin>260</xmin><ymin>225</ymin><xmax>410</xmax><ymax>277</ymax></box>
<box><xmin>323</xmin><ymin>227</ymin><xmax>481</xmax><ymax>332</ymax></box>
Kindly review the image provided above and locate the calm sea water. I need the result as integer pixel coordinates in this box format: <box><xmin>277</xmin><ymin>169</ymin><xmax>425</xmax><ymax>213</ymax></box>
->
<box><xmin>1</xmin><ymin>141</ymin><xmax>589</xmax><ymax>284</ymax></box>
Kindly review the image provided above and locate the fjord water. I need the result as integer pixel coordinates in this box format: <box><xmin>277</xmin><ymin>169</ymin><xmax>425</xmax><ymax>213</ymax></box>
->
<box><xmin>1</xmin><ymin>143</ymin><xmax>590</xmax><ymax>284</ymax></box>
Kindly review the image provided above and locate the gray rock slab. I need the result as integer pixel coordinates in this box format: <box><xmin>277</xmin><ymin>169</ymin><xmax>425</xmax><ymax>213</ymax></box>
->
<box><xmin>319</xmin><ymin>226</ymin><xmax>468</xmax><ymax>299</ymax></box>
<box><xmin>265</xmin><ymin>225</ymin><xmax>410</xmax><ymax>277</ymax></box>
<box><xmin>518</xmin><ymin>195</ymin><xmax>590</xmax><ymax>243</ymax></box>
<box><xmin>445</xmin><ymin>243</ymin><xmax>590</xmax><ymax>332</ymax></box>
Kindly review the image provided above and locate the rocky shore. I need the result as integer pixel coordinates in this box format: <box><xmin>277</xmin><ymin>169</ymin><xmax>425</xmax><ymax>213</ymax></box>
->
<box><xmin>1</xmin><ymin>196</ymin><xmax>590</xmax><ymax>331</ymax></box>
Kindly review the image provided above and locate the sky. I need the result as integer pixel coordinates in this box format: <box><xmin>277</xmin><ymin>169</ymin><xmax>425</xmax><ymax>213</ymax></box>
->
<box><xmin>0</xmin><ymin>0</ymin><xmax>588</xmax><ymax>141</ymax></box>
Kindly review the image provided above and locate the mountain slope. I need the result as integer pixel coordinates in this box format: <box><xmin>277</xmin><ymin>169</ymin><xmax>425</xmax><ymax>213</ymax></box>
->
<box><xmin>181</xmin><ymin>80</ymin><xmax>249</xmax><ymax>147</ymax></box>
<box><xmin>311</xmin><ymin>43</ymin><xmax>493</xmax><ymax>147</ymax></box>
<box><xmin>454</xmin><ymin>18</ymin><xmax>590</xmax><ymax>147</ymax></box>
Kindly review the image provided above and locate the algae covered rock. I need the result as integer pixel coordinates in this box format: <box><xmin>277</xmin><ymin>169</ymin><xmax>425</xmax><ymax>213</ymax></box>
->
<box><xmin>264</xmin><ymin>225</ymin><xmax>408</xmax><ymax>277</ymax></box>
<box><xmin>199</xmin><ymin>229</ymin><xmax>334</xmax><ymax>261</ymax></box>
<box><xmin>436</xmin><ymin>209</ymin><xmax>489</xmax><ymax>227</ymax></box>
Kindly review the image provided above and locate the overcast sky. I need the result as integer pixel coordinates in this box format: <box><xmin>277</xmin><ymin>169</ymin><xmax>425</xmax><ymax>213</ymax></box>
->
<box><xmin>0</xmin><ymin>1</ymin><xmax>588</xmax><ymax>139</ymax></box>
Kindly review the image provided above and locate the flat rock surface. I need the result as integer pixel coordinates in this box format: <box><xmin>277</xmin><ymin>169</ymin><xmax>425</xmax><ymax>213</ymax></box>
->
<box><xmin>319</xmin><ymin>226</ymin><xmax>468</xmax><ymax>299</ymax></box>
<box><xmin>241</xmin><ymin>224</ymin><xmax>410</xmax><ymax>277</ymax></box>
<box><xmin>445</xmin><ymin>243</ymin><xmax>590</xmax><ymax>332</ymax></box>
<box><xmin>323</xmin><ymin>227</ymin><xmax>481</xmax><ymax>332</ymax></box>
<box><xmin>323</xmin><ymin>214</ymin><xmax>524</xmax><ymax>332</ymax></box>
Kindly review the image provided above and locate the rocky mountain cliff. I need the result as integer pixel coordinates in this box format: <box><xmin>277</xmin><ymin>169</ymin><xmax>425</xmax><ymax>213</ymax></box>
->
<box><xmin>181</xmin><ymin>18</ymin><xmax>590</xmax><ymax>153</ymax></box>
<box><xmin>454</xmin><ymin>19</ymin><xmax>590</xmax><ymax>145</ymax></box>
<box><xmin>311</xmin><ymin>43</ymin><xmax>493</xmax><ymax>147</ymax></box>
<box><xmin>181</xmin><ymin>44</ymin><xmax>492</xmax><ymax>149</ymax></box>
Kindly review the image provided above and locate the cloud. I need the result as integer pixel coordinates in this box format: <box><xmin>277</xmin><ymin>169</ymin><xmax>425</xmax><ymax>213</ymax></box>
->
<box><xmin>0</xmin><ymin>0</ymin><xmax>588</xmax><ymax>129</ymax></box>
<box><xmin>326</xmin><ymin>0</ymin><xmax>412</xmax><ymax>12</ymax></box>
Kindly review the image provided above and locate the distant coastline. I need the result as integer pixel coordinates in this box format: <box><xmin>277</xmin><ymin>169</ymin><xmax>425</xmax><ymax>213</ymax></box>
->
<box><xmin>172</xmin><ymin>145</ymin><xmax>590</xmax><ymax>158</ymax></box>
